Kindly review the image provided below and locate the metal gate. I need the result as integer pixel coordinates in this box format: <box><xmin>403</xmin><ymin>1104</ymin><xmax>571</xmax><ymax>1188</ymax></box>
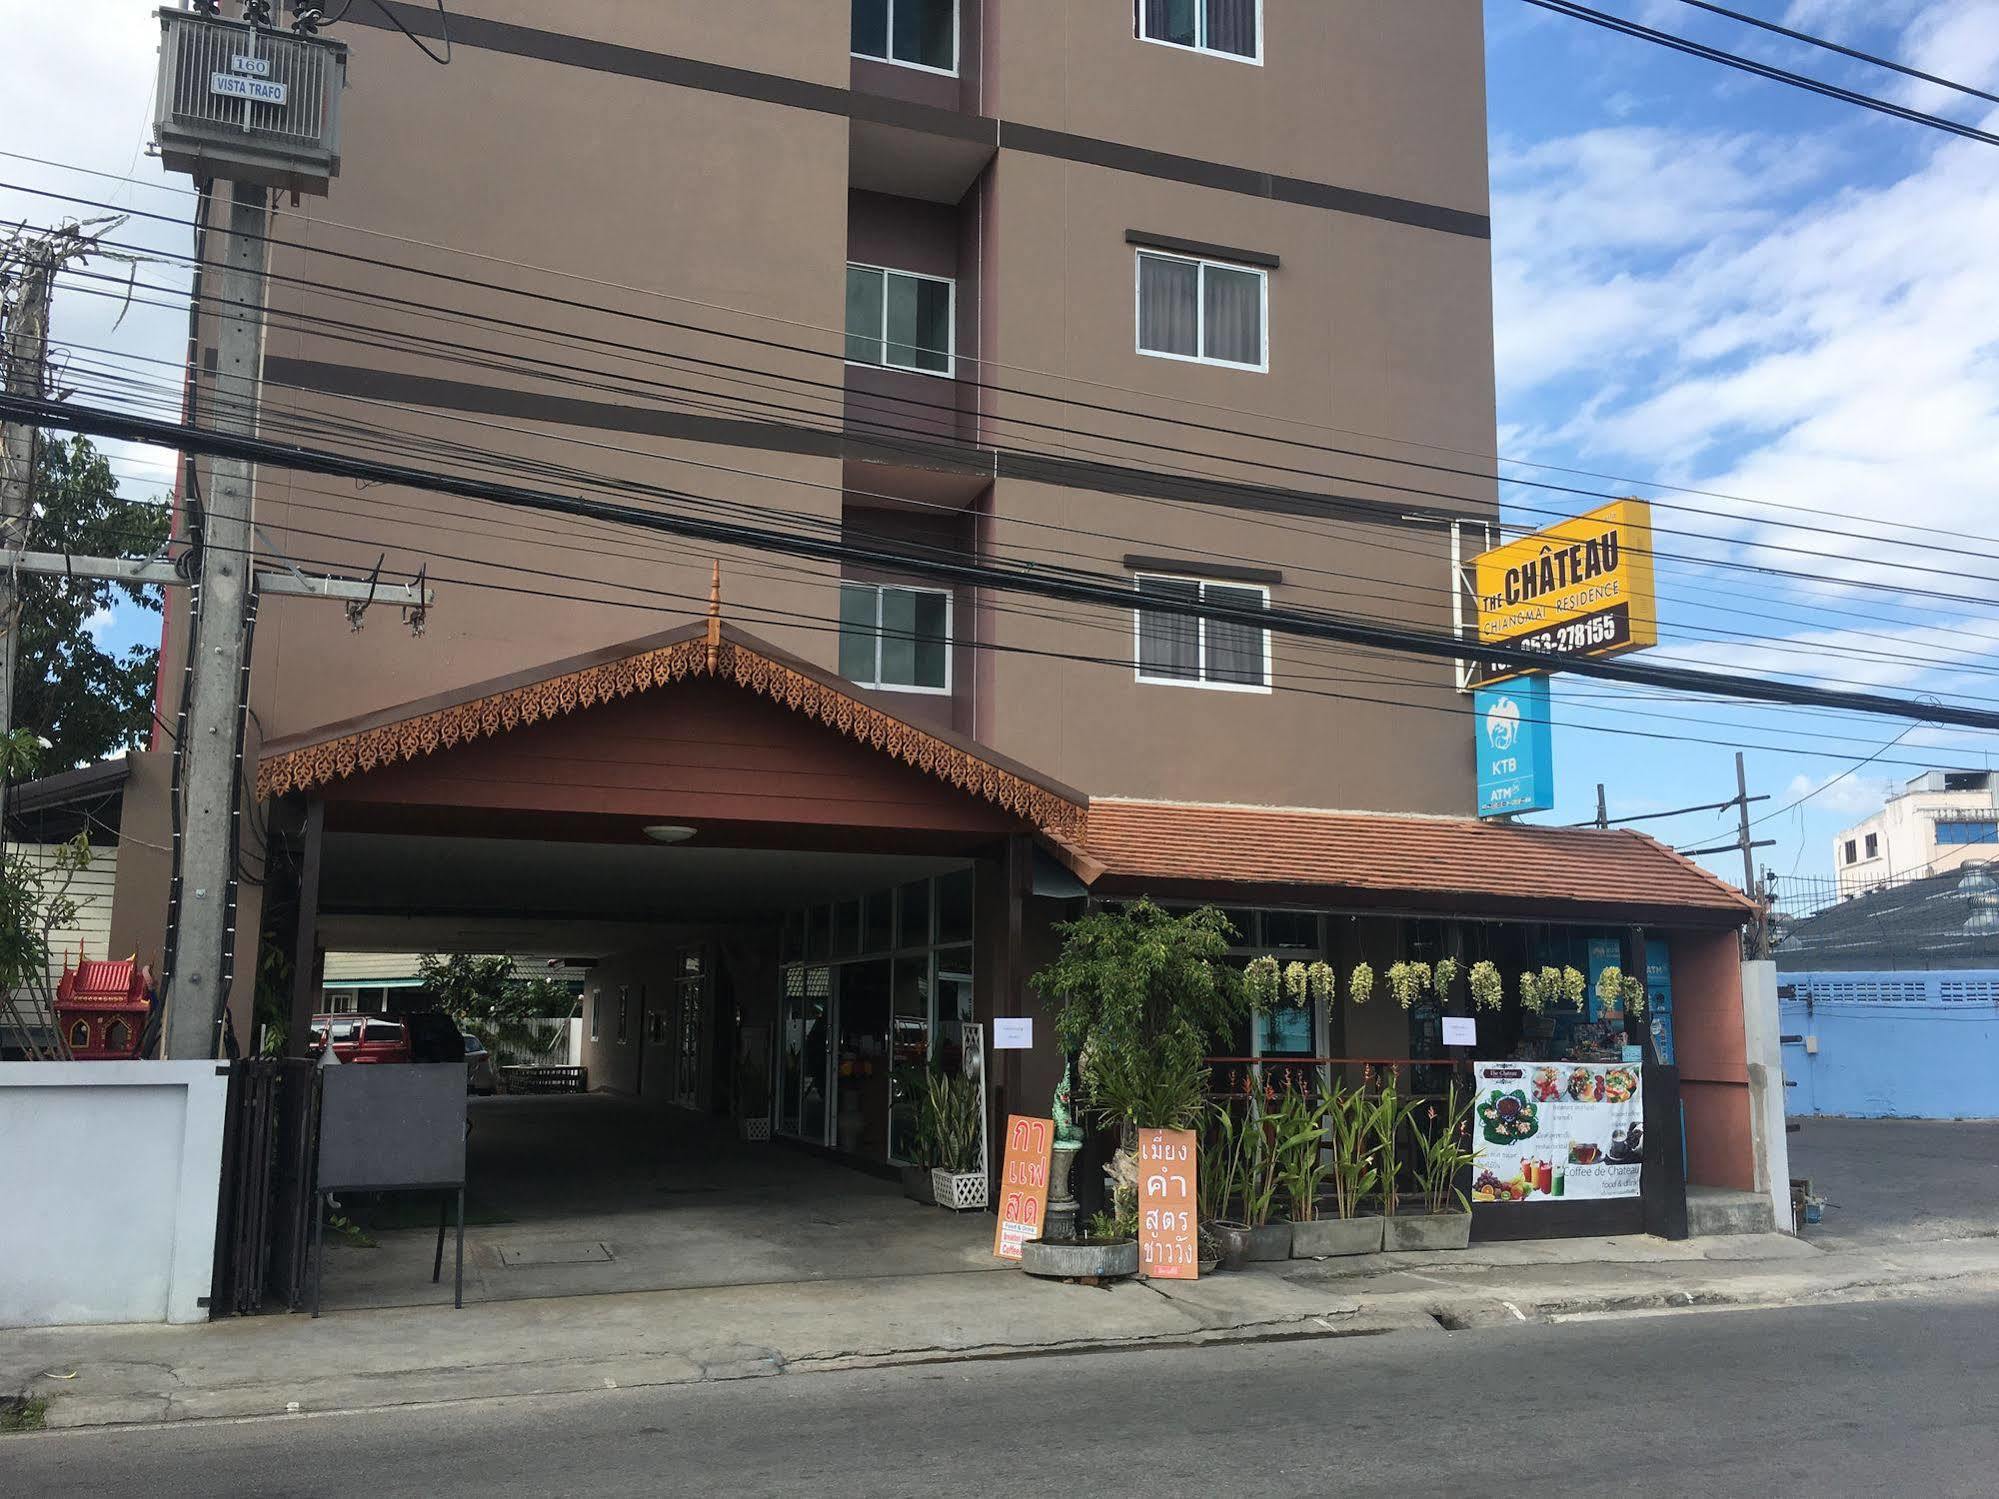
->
<box><xmin>208</xmin><ymin>1057</ymin><xmax>320</xmax><ymax>1315</ymax></box>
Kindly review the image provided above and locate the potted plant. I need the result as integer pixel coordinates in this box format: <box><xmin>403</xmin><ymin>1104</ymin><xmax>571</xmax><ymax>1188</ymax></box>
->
<box><xmin>927</xmin><ymin>1070</ymin><xmax>988</xmax><ymax>1212</ymax></box>
<box><xmin>1297</xmin><ymin>1081</ymin><xmax>1384</xmax><ymax>1257</ymax></box>
<box><xmin>1199</xmin><ymin>1101</ymin><xmax>1250</xmax><ymax>1271</ymax></box>
<box><xmin>898</xmin><ymin>1063</ymin><xmax>939</xmax><ymax>1203</ymax></box>
<box><xmin>1275</xmin><ymin>1081</ymin><xmax>1350</xmax><ymax>1258</ymax></box>
<box><xmin>1033</xmin><ymin>901</ymin><xmax>1251</xmax><ymax>1248</ymax></box>
<box><xmin>1237</xmin><ymin>1090</ymin><xmax>1290</xmax><ymax>1261</ymax></box>
<box><xmin>1369</xmin><ymin>1067</ymin><xmax>1404</xmax><ymax>1232</ymax></box>
<box><xmin>1383</xmin><ymin>1083</ymin><xmax>1477</xmax><ymax>1251</ymax></box>
<box><xmin>736</xmin><ymin>1047</ymin><xmax>773</xmax><ymax>1143</ymax></box>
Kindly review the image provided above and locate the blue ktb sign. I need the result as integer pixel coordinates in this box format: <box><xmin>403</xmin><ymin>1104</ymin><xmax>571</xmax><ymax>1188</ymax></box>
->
<box><xmin>1476</xmin><ymin>674</ymin><xmax>1554</xmax><ymax>818</ymax></box>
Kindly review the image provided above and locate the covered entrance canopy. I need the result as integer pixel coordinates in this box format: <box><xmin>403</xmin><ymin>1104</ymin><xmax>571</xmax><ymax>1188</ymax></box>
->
<box><xmin>250</xmin><ymin>607</ymin><xmax>1765</xmax><ymax>1295</ymax></box>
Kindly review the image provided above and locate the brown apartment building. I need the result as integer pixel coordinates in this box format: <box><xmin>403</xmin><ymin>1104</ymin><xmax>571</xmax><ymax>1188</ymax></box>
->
<box><xmin>99</xmin><ymin>1</ymin><xmax>1777</xmax><ymax>1240</ymax></box>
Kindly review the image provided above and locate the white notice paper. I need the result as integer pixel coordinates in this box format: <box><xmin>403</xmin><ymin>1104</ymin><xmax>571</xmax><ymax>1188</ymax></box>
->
<box><xmin>992</xmin><ymin>1017</ymin><xmax>1033</xmax><ymax>1050</ymax></box>
<box><xmin>1442</xmin><ymin>1016</ymin><xmax>1478</xmax><ymax>1048</ymax></box>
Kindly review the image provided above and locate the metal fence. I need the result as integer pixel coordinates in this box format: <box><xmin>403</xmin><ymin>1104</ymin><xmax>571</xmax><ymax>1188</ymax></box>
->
<box><xmin>1770</xmin><ymin>867</ymin><xmax>1999</xmax><ymax>971</ymax></box>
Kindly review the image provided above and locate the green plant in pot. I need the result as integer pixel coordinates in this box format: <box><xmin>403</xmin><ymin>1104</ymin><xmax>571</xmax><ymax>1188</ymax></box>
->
<box><xmin>1367</xmin><ymin>1068</ymin><xmax>1404</xmax><ymax>1221</ymax></box>
<box><xmin>925</xmin><ymin>1069</ymin><xmax>987</xmax><ymax>1212</ymax></box>
<box><xmin>1295</xmin><ymin>1081</ymin><xmax>1385</xmax><ymax>1257</ymax></box>
<box><xmin>1234</xmin><ymin>1089</ymin><xmax>1290</xmax><ymax>1261</ymax></box>
<box><xmin>1384</xmin><ymin>1083</ymin><xmax>1478</xmax><ymax>1252</ymax></box>
<box><xmin>1199</xmin><ymin>1099</ymin><xmax>1252</xmax><ymax>1271</ymax></box>
<box><xmin>1033</xmin><ymin>901</ymin><xmax>1249</xmax><ymax>1242</ymax></box>
<box><xmin>895</xmin><ymin>1062</ymin><xmax>940</xmax><ymax>1202</ymax></box>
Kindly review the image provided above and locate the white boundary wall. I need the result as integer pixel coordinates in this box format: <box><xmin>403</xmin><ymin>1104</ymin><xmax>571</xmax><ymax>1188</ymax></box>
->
<box><xmin>1740</xmin><ymin>961</ymin><xmax>1795</xmax><ymax>1233</ymax></box>
<box><xmin>0</xmin><ymin>1061</ymin><xmax>228</xmax><ymax>1326</ymax></box>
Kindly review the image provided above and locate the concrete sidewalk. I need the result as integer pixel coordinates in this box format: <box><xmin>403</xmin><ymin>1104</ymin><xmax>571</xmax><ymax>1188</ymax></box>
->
<box><xmin>9</xmin><ymin>1226</ymin><xmax>1999</xmax><ymax>1433</ymax></box>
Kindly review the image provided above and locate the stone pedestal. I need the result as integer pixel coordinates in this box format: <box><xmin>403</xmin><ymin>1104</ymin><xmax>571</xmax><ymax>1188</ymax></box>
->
<box><xmin>1044</xmin><ymin>1140</ymin><xmax>1080</xmax><ymax>1242</ymax></box>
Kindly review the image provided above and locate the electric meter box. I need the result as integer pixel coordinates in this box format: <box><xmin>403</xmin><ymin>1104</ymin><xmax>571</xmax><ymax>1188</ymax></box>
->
<box><xmin>154</xmin><ymin>8</ymin><xmax>348</xmax><ymax>196</ymax></box>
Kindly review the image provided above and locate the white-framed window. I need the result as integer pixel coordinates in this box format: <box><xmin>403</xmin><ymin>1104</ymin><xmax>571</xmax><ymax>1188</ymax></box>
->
<box><xmin>846</xmin><ymin>263</ymin><xmax>955</xmax><ymax>377</ymax></box>
<box><xmin>1135</xmin><ymin>0</ymin><xmax>1261</xmax><ymax>64</ymax></box>
<box><xmin>852</xmin><ymin>0</ymin><xmax>958</xmax><ymax>76</ymax></box>
<box><xmin>1135</xmin><ymin>250</ymin><xmax>1267</xmax><ymax>371</ymax></box>
<box><xmin>1133</xmin><ymin>574</ymin><xmax>1271</xmax><ymax>692</ymax></box>
<box><xmin>840</xmin><ymin>582</ymin><xmax>953</xmax><ymax>694</ymax></box>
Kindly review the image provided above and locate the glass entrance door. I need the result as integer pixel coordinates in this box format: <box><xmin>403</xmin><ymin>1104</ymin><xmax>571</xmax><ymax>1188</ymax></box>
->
<box><xmin>780</xmin><ymin>965</ymin><xmax>832</xmax><ymax>1143</ymax></box>
<box><xmin>673</xmin><ymin>947</ymin><xmax>705</xmax><ymax>1109</ymax></box>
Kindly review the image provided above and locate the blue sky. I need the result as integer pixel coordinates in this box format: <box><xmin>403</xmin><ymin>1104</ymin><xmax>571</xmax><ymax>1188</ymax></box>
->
<box><xmin>1483</xmin><ymin>0</ymin><xmax>1999</xmax><ymax>886</ymax></box>
<box><xmin>5</xmin><ymin>2</ymin><xmax>1999</xmax><ymax>891</ymax></box>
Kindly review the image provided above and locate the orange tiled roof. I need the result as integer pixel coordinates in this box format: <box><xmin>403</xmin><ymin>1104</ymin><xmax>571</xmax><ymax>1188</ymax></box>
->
<box><xmin>1081</xmin><ymin>800</ymin><xmax>1755</xmax><ymax>924</ymax></box>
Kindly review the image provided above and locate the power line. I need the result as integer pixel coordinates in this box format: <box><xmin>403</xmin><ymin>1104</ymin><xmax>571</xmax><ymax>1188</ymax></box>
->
<box><xmin>12</xmin><ymin>150</ymin><xmax>1999</xmax><ymax>559</ymax></box>
<box><xmin>58</xmin><ymin>342</ymin><xmax>1999</xmax><ymax>706</ymax></box>
<box><xmin>71</xmin><ymin>476</ymin><xmax>1987</xmax><ymax>776</ymax></box>
<box><xmin>16</xmin><ymin>391</ymin><xmax>1999</xmax><ymax>736</ymax></box>
<box><xmin>1522</xmin><ymin>0</ymin><xmax>1999</xmax><ymax>146</ymax></box>
<box><xmin>51</xmin><ymin>249</ymin><xmax>1999</xmax><ymax>665</ymax></box>
<box><xmin>1671</xmin><ymin>1</ymin><xmax>1999</xmax><ymax>106</ymax></box>
<box><xmin>20</xmin><ymin>176</ymin><xmax>1999</xmax><ymax>595</ymax></box>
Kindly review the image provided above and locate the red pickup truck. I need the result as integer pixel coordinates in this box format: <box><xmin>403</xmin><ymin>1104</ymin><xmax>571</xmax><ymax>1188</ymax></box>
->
<box><xmin>309</xmin><ymin>1015</ymin><xmax>412</xmax><ymax>1065</ymax></box>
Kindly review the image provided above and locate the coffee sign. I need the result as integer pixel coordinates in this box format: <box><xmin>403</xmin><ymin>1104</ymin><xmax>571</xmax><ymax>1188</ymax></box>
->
<box><xmin>993</xmin><ymin>1114</ymin><xmax>1053</xmax><ymax>1260</ymax></box>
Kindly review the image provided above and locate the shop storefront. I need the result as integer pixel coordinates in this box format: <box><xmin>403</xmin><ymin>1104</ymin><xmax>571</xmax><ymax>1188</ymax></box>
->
<box><xmin>775</xmin><ymin>869</ymin><xmax>976</xmax><ymax>1161</ymax></box>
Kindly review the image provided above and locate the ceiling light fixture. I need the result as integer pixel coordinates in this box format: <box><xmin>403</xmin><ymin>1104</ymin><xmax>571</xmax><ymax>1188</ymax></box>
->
<box><xmin>642</xmin><ymin>825</ymin><xmax>698</xmax><ymax>845</ymax></box>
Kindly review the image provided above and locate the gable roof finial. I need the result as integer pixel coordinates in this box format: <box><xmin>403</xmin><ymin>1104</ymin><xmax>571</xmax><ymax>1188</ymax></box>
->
<box><xmin>706</xmin><ymin>560</ymin><xmax>722</xmax><ymax>669</ymax></box>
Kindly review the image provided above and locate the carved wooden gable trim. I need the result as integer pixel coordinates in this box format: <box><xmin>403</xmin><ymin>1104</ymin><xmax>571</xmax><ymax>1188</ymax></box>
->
<box><xmin>255</xmin><ymin>639</ymin><xmax>1087</xmax><ymax>840</ymax></box>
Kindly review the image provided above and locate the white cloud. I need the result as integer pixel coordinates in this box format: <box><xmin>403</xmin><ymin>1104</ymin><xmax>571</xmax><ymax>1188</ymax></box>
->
<box><xmin>1493</xmin><ymin>0</ymin><xmax>1999</xmax><ymax>714</ymax></box>
<box><xmin>1780</xmin><ymin>768</ymin><xmax>1894</xmax><ymax>818</ymax></box>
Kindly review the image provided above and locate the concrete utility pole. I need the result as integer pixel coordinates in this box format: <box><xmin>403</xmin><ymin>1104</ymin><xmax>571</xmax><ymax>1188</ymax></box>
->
<box><xmin>0</xmin><ymin>240</ymin><xmax>54</xmax><ymax>750</ymax></box>
<box><xmin>163</xmin><ymin>178</ymin><xmax>270</xmax><ymax>1060</ymax></box>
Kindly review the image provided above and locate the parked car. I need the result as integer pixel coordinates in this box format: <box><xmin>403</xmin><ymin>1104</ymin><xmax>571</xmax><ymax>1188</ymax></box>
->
<box><xmin>309</xmin><ymin>1015</ymin><xmax>411</xmax><ymax>1065</ymax></box>
<box><xmin>463</xmin><ymin>1033</ymin><xmax>498</xmax><ymax>1096</ymax></box>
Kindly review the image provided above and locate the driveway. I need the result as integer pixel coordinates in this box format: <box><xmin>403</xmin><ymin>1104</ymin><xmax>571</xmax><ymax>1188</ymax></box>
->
<box><xmin>315</xmin><ymin>1093</ymin><xmax>999</xmax><ymax>1312</ymax></box>
<box><xmin>1788</xmin><ymin>1116</ymin><xmax>1999</xmax><ymax>1248</ymax></box>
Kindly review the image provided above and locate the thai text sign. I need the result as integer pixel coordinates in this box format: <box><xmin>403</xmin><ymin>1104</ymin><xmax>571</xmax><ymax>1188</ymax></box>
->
<box><xmin>993</xmin><ymin>1114</ymin><xmax>1053</xmax><ymax>1260</ymax></box>
<box><xmin>1138</xmin><ymin>1128</ymin><xmax>1198</xmax><ymax>1279</ymax></box>
<box><xmin>1471</xmin><ymin>1063</ymin><xmax>1643</xmax><ymax>1204</ymax></box>
<box><xmin>1473</xmin><ymin>499</ymin><xmax>1657</xmax><ymax>683</ymax></box>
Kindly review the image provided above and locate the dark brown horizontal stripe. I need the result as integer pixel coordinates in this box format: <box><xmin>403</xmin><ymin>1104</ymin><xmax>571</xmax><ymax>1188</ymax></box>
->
<box><xmin>1122</xmin><ymin>554</ymin><xmax>1284</xmax><ymax>586</ymax></box>
<box><xmin>263</xmin><ymin>356</ymin><xmax>1490</xmax><ymax>532</ymax></box>
<box><xmin>357</xmin><ymin>3</ymin><xmax>1489</xmax><ymax>241</ymax></box>
<box><xmin>1125</xmin><ymin>230</ymin><xmax>1280</xmax><ymax>270</ymax></box>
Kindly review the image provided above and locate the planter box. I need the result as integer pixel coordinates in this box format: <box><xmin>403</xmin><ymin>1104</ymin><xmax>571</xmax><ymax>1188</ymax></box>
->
<box><xmin>1020</xmin><ymin>1238</ymin><xmax>1139</xmax><ymax>1281</ymax></box>
<box><xmin>1382</xmin><ymin>1212</ymin><xmax>1473</xmax><ymax>1252</ymax></box>
<box><xmin>900</xmin><ymin>1164</ymin><xmax>935</xmax><ymax>1205</ymax></box>
<box><xmin>1289</xmin><ymin>1215</ymin><xmax>1384</xmax><ymax>1258</ymax></box>
<box><xmin>1241</xmin><ymin>1221</ymin><xmax>1293</xmax><ymax>1262</ymax></box>
<box><xmin>931</xmin><ymin>1168</ymin><xmax>988</xmax><ymax>1212</ymax></box>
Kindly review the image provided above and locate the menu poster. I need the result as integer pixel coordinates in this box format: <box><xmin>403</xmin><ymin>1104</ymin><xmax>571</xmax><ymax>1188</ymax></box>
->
<box><xmin>993</xmin><ymin>1114</ymin><xmax>1053</xmax><ymax>1261</ymax></box>
<box><xmin>1137</xmin><ymin>1128</ymin><xmax>1198</xmax><ymax>1280</ymax></box>
<box><xmin>1471</xmin><ymin>1062</ymin><xmax>1643</xmax><ymax>1204</ymax></box>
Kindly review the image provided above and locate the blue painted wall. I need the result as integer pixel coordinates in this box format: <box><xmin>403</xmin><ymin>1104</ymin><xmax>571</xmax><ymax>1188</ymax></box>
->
<box><xmin>1780</xmin><ymin>969</ymin><xmax>1999</xmax><ymax>1120</ymax></box>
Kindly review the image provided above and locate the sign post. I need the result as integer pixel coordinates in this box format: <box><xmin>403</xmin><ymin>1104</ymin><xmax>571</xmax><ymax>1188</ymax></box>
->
<box><xmin>1137</xmin><ymin>1128</ymin><xmax>1198</xmax><ymax>1279</ymax></box>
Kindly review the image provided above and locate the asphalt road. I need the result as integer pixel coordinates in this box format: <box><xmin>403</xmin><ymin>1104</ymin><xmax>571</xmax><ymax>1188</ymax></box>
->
<box><xmin>10</xmin><ymin>1296</ymin><xmax>1997</xmax><ymax>1497</ymax></box>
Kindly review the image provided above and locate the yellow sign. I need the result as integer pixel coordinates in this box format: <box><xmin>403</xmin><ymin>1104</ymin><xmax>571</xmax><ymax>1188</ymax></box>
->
<box><xmin>1473</xmin><ymin>500</ymin><xmax>1658</xmax><ymax>680</ymax></box>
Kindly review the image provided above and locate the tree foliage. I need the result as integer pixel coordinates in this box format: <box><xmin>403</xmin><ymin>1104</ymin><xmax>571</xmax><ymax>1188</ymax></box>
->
<box><xmin>1030</xmin><ymin>901</ymin><xmax>1247</xmax><ymax>1130</ymax></box>
<box><xmin>0</xmin><ymin>730</ymin><xmax>91</xmax><ymax>1057</ymax></box>
<box><xmin>12</xmin><ymin>435</ymin><xmax>170</xmax><ymax>768</ymax></box>
<box><xmin>416</xmin><ymin>952</ymin><xmax>572</xmax><ymax>1057</ymax></box>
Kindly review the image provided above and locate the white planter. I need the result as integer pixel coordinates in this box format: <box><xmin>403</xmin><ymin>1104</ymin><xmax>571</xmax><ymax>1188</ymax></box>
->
<box><xmin>931</xmin><ymin>1168</ymin><xmax>988</xmax><ymax>1212</ymax></box>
